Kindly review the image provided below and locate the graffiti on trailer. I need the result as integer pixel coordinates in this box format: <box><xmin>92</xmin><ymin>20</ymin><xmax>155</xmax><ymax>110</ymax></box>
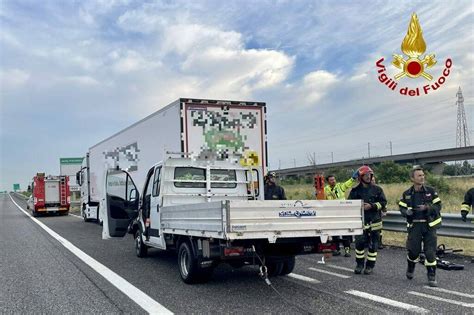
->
<box><xmin>190</xmin><ymin>108</ymin><xmax>259</xmax><ymax>160</ymax></box>
<box><xmin>103</xmin><ymin>142</ymin><xmax>140</xmax><ymax>172</ymax></box>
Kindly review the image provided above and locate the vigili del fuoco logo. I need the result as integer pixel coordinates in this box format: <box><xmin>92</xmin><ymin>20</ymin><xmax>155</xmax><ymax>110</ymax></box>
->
<box><xmin>376</xmin><ymin>13</ymin><xmax>452</xmax><ymax>96</ymax></box>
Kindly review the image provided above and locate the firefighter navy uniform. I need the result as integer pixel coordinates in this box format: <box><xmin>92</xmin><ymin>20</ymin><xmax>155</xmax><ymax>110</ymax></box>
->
<box><xmin>399</xmin><ymin>185</ymin><xmax>441</xmax><ymax>286</ymax></box>
<box><xmin>349</xmin><ymin>183</ymin><xmax>387</xmax><ymax>274</ymax></box>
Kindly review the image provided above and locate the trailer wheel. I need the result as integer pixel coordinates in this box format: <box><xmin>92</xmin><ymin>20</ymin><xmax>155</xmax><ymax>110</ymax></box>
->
<box><xmin>280</xmin><ymin>256</ymin><xmax>296</xmax><ymax>275</ymax></box>
<box><xmin>266</xmin><ymin>261</ymin><xmax>284</xmax><ymax>277</ymax></box>
<box><xmin>31</xmin><ymin>210</ymin><xmax>38</xmax><ymax>217</ymax></box>
<box><xmin>135</xmin><ymin>230</ymin><xmax>148</xmax><ymax>258</ymax></box>
<box><xmin>178</xmin><ymin>241</ymin><xmax>212</xmax><ymax>284</ymax></box>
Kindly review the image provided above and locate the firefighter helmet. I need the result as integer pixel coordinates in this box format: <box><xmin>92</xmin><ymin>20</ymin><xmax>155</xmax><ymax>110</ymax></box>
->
<box><xmin>358</xmin><ymin>166</ymin><xmax>374</xmax><ymax>183</ymax></box>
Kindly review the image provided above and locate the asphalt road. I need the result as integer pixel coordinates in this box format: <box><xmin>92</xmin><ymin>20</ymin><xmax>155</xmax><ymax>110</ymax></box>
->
<box><xmin>2</xmin><ymin>193</ymin><xmax>473</xmax><ymax>314</ymax></box>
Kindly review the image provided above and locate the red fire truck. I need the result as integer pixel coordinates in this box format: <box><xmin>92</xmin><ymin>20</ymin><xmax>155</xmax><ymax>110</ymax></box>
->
<box><xmin>27</xmin><ymin>173</ymin><xmax>70</xmax><ymax>216</ymax></box>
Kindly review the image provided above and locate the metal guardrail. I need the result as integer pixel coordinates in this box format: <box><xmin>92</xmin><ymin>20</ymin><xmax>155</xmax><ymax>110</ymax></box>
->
<box><xmin>383</xmin><ymin>211</ymin><xmax>474</xmax><ymax>239</ymax></box>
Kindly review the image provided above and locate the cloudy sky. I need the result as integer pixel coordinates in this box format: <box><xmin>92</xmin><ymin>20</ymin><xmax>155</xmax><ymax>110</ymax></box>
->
<box><xmin>1</xmin><ymin>0</ymin><xmax>473</xmax><ymax>191</ymax></box>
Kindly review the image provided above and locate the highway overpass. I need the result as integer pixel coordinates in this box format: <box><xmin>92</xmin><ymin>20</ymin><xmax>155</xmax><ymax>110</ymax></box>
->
<box><xmin>275</xmin><ymin>146</ymin><xmax>474</xmax><ymax>178</ymax></box>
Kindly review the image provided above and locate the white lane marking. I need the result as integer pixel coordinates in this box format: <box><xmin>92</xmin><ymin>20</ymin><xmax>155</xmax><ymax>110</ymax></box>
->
<box><xmin>346</xmin><ymin>290</ymin><xmax>429</xmax><ymax>314</ymax></box>
<box><xmin>422</xmin><ymin>286</ymin><xmax>474</xmax><ymax>299</ymax></box>
<box><xmin>324</xmin><ymin>264</ymin><xmax>354</xmax><ymax>273</ymax></box>
<box><xmin>409</xmin><ymin>291</ymin><xmax>474</xmax><ymax>308</ymax></box>
<box><xmin>308</xmin><ymin>267</ymin><xmax>351</xmax><ymax>279</ymax></box>
<box><xmin>9</xmin><ymin>194</ymin><xmax>173</xmax><ymax>315</ymax></box>
<box><xmin>69</xmin><ymin>213</ymin><xmax>82</xmax><ymax>219</ymax></box>
<box><xmin>286</xmin><ymin>273</ymin><xmax>320</xmax><ymax>283</ymax></box>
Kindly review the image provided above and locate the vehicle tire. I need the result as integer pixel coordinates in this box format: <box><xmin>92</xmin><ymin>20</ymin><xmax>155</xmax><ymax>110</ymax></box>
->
<box><xmin>281</xmin><ymin>256</ymin><xmax>296</xmax><ymax>275</ymax></box>
<box><xmin>178</xmin><ymin>241</ymin><xmax>212</xmax><ymax>284</ymax></box>
<box><xmin>32</xmin><ymin>210</ymin><xmax>38</xmax><ymax>217</ymax></box>
<box><xmin>266</xmin><ymin>261</ymin><xmax>284</xmax><ymax>277</ymax></box>
<box><xmin>27</xmin><ymin>205</ymin><xmax>30</xmax><ymax>209</ymax></box>
<box><xmin>135</xmin><ymin>230</ymin><xmax>148</xmax><ymax>258</ymax></box>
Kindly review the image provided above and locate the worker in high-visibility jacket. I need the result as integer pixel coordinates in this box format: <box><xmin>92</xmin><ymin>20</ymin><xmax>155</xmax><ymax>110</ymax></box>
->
<box><xmin>324</xmin><ymin>170</ymin><xmax>358</xmax><ymax>257</ymax></box>
<box><xmin>348</xmin><ymin>166</ymin><xmax>387</xmax><ymax>275</ymax></box>
<box><xmin>461</xmin><ymin>187</ymin><xmax>474</xmax><ymax>222</ymax></box>
<box><xmin>398</xmin><ymin>166</ymin><xmax>442</xmax><ymax>287</ymax></box>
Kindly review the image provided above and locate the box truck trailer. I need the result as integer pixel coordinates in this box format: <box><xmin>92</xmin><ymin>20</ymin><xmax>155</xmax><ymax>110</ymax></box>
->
<box><xmin>77</xmin><ymin>98</ymin><xmax>268</xmax><ymax>222</ymax></box>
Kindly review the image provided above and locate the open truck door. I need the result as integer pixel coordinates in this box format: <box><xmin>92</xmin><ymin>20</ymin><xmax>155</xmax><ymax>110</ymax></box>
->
<box><xmin>102</xmin><ymin>169</ymin><xmax>139</xmax><ymax>239</ymax></box>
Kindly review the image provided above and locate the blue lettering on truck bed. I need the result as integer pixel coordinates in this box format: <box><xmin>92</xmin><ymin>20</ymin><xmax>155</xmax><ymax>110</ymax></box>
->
<box><xmin>279</xmin><ymin>210</ymin><xmax>316</xmax><ymax>218</ymax></box>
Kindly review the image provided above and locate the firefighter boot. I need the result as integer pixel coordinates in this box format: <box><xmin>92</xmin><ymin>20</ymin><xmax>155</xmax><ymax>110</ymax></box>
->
<box><xmin>354</xmin><ymin>259</ymin><xmax>364</xmax><ymax>274</ymax></box>
<box><xmin>406</xmin><ymin>260</ymin><xmax>416</xmax><ymax>280</ymax></box>
<box><xmin>427</xmin><ymin>266</ymin><xmax>438</xmax><ymax>287</ymax></box>
<box><xmin>344</xmin><ymin>247</ymin><xmax>351</xmax><ymax>257</ymax></box>
<box><xmin>364</xmin><ymin>260</ymin><xmax>375</xmax><ymax>275</ymax></box>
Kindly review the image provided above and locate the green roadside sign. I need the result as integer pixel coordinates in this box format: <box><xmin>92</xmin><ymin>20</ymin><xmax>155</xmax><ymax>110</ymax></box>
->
<box><xmin>13</xmin><ymin>184</ymin><xmax>20</xmax><ymax>191</ymax></box>
<box><xmin>60</xmin><ymin>157</ymin><xmax>84</xmax><ymax>165</ymax></box>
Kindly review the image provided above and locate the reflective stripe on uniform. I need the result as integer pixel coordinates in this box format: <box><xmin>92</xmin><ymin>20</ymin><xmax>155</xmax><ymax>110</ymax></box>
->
<box><xmin>367</xmin><ymin>251</ymin><xmax>377</xmax><ymax>261</ymax></box>
<box><xmin>407</xmin><ymin>223</ymin><xmax>413</xmax><ymax>228</ymax></box>
<box><xmin>355</xmin><ymin>249</ymin><xmax>365</xmax><ymax>258</ymax></box>
<box><xmin>432</xmin><ymin>197</ymin><xmax>441</xmax><ymax>204</ymax></box>
<box><xmin>461</xmin><ymin>204</ymin><xmax>470</xmax><ymax>211</ymax></box>
<box><xmin>424</xmin><ymin>260</ymin><xmax>437</xmax><ymax>266</ymax></box>
<box><xmin>429</xmin><ymin>217</ymin><xmax>442</xmax><ymax>227</ymax></box>
<box><xmin>375</xmin><ymin>202</ymin><xmax>382</xmax><ymax>210</ymax></box>
<box><xmin>399</xmin><ymin>201</ymin><xmax>408</xmax><ymax>208</ymax></box>
<box><xmin>371</xmin><ymin>221</ymin><xmax>383</xmax><ymax>230</ymax></box>
<box><xmin>407</xmin><ymin>255</ymin><xmax>420</xmax><ymax>263</ymax></box>
<box><xmin>364</xmin><ymin>224</ymin><xmax>371</xmax><ymax>230</ymax></box>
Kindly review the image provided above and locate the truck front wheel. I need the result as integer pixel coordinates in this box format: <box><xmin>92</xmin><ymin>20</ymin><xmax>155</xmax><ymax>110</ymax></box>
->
<box><xmin>135</xmin><ymin>231</ymin><xmax>148</xmax><ymax>258</ymax></box>
<box><xmin>178</xmin><ymin>241</ymin><xmax>213</xmax><ymax>284</ymax></box>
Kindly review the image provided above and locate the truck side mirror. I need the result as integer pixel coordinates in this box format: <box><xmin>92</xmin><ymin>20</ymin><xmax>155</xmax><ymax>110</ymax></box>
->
<box><xmin>129</xmin><ymin>189</ymin><xmax>138</xmax><ymax>202</ymax></box>
<box><xmin>76</xmin><ymin>172</ymin><xmax>82</xmax><ymax>186</ymax></box>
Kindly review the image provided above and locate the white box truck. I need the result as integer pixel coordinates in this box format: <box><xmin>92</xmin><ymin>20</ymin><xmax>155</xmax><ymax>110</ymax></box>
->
<box><xmin>77</xmin><ymin>98</ymin><xmax>268</xmax><ymax>222</ymax></box>
<box><xmin>95</xmin><ymin>98</ymin><xmax>364</xmax><ymax>284</ymax></box>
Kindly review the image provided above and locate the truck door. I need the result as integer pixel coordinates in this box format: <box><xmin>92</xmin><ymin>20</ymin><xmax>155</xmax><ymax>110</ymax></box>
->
<box><xmin>102</xmin><ymin>169</ymin><xmax>139</xmax><ymax>238</ymax></box>
<box><xmin>149</xmin><ymin>166</ymin><xmax>164</xmax><ymax>247</ymax></box>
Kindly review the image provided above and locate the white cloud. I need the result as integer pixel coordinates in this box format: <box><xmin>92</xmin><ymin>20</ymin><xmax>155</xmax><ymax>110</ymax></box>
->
<box><xmin>65</xmin><ymin>75</ymin><xmax>100</xmax><ymax>86</ymax></box>
<box><xmin>0</xmin><ymin>69</ymin><xmax>30</xmax><ymax>89</ymax></box>
<box><xmin>110</xmin><ymin>50</ymin><xmax>161</xmax><ymax>73</ymax></box>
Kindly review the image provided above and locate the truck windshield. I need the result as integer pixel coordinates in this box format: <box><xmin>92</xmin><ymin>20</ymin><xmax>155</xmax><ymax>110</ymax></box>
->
<box><xmin>174</xmin><ymin>167</ymin><xmax>237</xmax><ymax>189</ymax></box>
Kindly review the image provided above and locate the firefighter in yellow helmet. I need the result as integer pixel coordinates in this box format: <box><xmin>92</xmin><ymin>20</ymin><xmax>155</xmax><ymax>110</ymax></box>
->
<box><xmin>349</xmin><ymin>166</ymin><xmax>387</xmax><ymax>275</ymax></box>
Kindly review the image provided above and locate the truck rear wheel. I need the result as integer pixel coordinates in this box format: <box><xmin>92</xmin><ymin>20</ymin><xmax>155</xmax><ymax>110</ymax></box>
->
<box><xmin>135</xmin><ymin>231</ymin><xmax>148</xmax><ymax>258</ymax></box>
<box><xmin>178</xmin><ymin>241</ymin><xmax>213</xmax><ymax>284</ymax></box>
<box><xmin>281</xmin><ymin>256</ymin><xmax>296</xmax><ymax>275</ymax></box>
<box><xmin>266</xmin><ymin>261</ymin><xmax>284</xmax><ymax>277</ymax></box>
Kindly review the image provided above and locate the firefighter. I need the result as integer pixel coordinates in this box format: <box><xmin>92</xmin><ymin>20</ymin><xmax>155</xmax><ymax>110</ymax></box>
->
<box><xmin>399</xmin><ymin>166</ymin><xmax>442</xmax><ymax>287</ymax></box>
<box><xmin>264</xmin><ymin>172</ymin><xmax>286</xmax><ymax>200</ymax></box>
<box><xmin>324</xmin><ymin>170</ymin><xmax>359</xmax><ymax>257</ymax></box>
<box><xmin>461</xmin><ymin>187</ymin><xmax>474</xmax><ymax>222</ymax></box>
<box><xmin>349</xmin><ymin>166</ymin><xmax>387</xmax><ymax>275</ymax></box>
